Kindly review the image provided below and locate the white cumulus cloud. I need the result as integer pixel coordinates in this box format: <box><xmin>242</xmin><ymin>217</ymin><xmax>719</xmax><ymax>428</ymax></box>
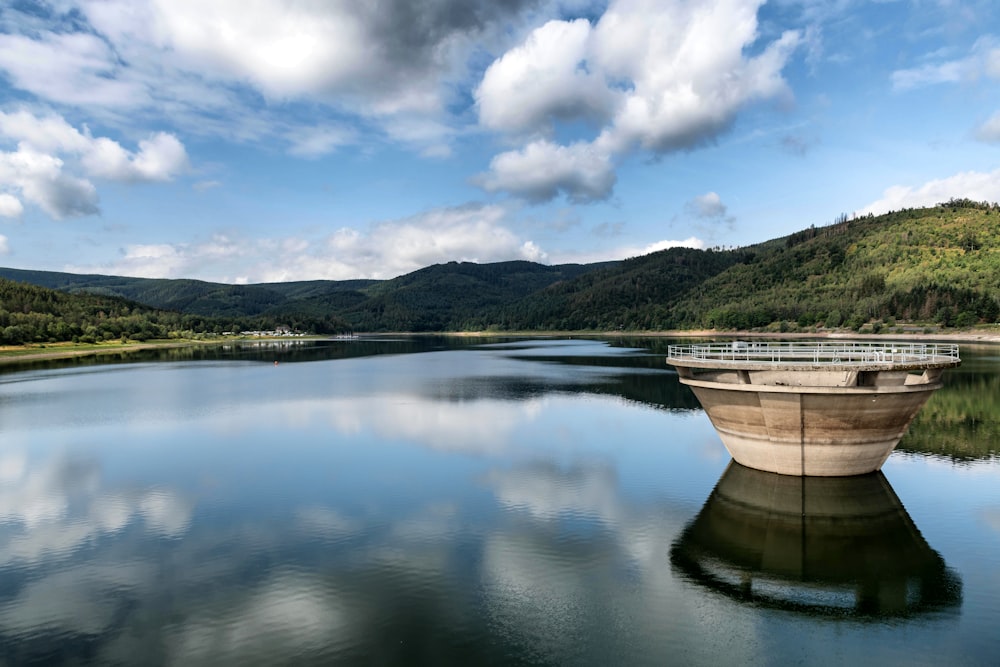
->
<box><xmin>66</xmin><ymin>203</ymin><xmax>549</xmax><ymax>281</ymax></box>
<box><xmin>591</xmin><ymin>0</ymin><xmax>800</xmax><ymax>154</ymax></box>
<box><xmin>686</xmin><ymin>192</ymin><xmax>727</xmax><ymax>219</ymax></box>
<box><xmin>550</xmin><ymin>236</ymin><xmax>704</xmax><ymax>265</ymax></box>
<box><xmin>475</xmin><ymin>0</ymin><xmax>802</xmax><ymax>203</ymax></box>
<box><xmin>684</xmin><ymin>191</ymin><xmax>735</xmax><ymax>232</ymax></box>
<box><xmin>0</xmin><ymin>0</ymin><xmax>547</xmax><ymax>156</ymax></box>
<box><xmin>0</xmin><ymin>194</ymin><xmax>23</xmax><ymax>218</ymax></box>
<box><xmin>0</xmin><ymin>110</ymin><xmax>91</xmax><ymax>154</ymax></box>
<box><xmin>255</xmin><ymin>204</ymin><xmax>548</xmax><ymax>281</ymax></box>
<box><xmin>82</xmin><ymin>133</ymin><xmax>188</xmax><ymax>182</ymax></box>
<box><xmin>476</xmin><ymin>18</ymin><xmax>617</xmax><ymax>136</ymax></box>
<box><xmin>0</xmin><ymin>110</ymin><xmax>188</xmax><ymax>219</ymax></box>
<box><xmin>0</xmin><ymin>148</ymin><xmax>100</xmax><ymax>219</ymax></box>
<box><xmin>855</xmin><ymin>168</ymin><xmax>1000</xmax><ymax>216</ymax></box>
<box><xmin>479</xmin><ymin>140</ymin><xmax>616</xmax><ymax>203</ymax></box>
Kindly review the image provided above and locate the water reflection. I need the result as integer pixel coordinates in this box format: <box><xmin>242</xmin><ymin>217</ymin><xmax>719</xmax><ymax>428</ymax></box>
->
<box><xmin>0</xmin><ymin>337</ymin><xmax>704</xmax><ymax>414</ymax></box>
<box><xmin>0</xmin><ymin>337</ymin><xmax>995</xmax><ymax>664</ymax></box>
<box><xmin>900</xmin><ymin>361</ymin><xmax>1000</xmax><ymax>461</ymax></box>
<box><xmin>0</xmin><ymin>450</ymin><xmax>192</xmax><ymax>564</ymax></box>
<box><xmin>670</xmin><ymin>462</ymin><xmax>962</xmax><ymax>619</ymax></box>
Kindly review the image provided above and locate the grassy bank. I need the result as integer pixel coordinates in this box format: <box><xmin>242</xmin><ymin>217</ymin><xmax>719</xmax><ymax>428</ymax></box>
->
<box><xmin>0</xmin><ymin>338</ymin><xmax>226</xmax><ymax>365</ymax></box>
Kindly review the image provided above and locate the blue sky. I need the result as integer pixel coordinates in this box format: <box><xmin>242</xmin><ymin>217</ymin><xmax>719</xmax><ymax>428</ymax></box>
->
<box><xmin>0</xmin><ymin>0</ymin><xmax>998</xmax><ymax>283</ymax></box>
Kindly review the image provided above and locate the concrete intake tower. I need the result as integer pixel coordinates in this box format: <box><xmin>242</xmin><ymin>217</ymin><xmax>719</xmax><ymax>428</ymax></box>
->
<box><xmin>667</xmin><ymin>341</ymin><xmax>961</xmax><ymax>476</ymax></box>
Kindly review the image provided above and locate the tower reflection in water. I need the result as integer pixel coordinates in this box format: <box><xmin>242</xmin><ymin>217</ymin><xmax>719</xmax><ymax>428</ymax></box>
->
<box><xmin>670</xmin><ymin>462</ymin><xmax>962</xmax><ymax>618</ymax></box>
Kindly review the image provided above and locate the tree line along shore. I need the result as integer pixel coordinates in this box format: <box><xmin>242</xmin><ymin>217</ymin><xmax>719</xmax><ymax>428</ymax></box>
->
<box><xmin>3</xmin><ymin>329</ymin><xmax>999</xmax><ymax>369</ymax></box>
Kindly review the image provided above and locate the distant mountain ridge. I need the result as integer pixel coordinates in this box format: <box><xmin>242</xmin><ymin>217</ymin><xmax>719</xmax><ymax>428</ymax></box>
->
<box><xmin>0</xmin><ymin>260</ymin><xmax>617</xmax><ymax>332</ymax></box>
<box><xmin>0</xmin><ymin>267</ymin><xmax>380</xmax><ymax>317</ymax></box>
<box><xmin>2</xmin><ymin>200</ymin><xmax>999</xmax><ymax>335</ymax></box>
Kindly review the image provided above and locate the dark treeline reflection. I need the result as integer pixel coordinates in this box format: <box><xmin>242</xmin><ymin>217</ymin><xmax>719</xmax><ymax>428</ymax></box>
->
<box><xmin>899</xmin><ymin>351</ymin><xmax>1000</xmax><ymax>461</ymax></box>
<box><xmin>1</xmin><ymin>335</ymin><xmax>643</xmax><ymax>374</ymax></box>
<box><xmin>1</xmin><ymin>336</ymin><xmax>704</xmax><ymax>412</ymax></box>
<box><xmin>0</xmin><ymin>336</ymin><xmax>468</xmax><ymax>375</ymax></box>
<box><xmin>670</xmin><ymin>462</ymin><xmax>962</xmax><ymax>619</ymax></box>
<box><xmin>4</xmin><ymin>335</ymin><xmax>997</xmax><ymax>458</ymax></box>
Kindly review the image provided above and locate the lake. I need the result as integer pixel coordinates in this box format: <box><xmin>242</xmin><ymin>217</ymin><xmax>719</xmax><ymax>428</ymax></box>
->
<box><xmin>0</xmin><ymin>336</ymin><xmax>998</xmax><ymax>665</ymax></box>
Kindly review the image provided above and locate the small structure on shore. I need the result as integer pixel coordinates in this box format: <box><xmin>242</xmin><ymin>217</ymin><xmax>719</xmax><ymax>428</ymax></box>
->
<box><xmin>667</xmin><ymin>341</ymin><xmax>960</xmax><ymax>476</ymax></box>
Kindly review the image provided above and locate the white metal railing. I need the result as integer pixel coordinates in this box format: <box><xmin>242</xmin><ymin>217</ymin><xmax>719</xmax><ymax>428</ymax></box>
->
<box><xmin>667</xmin><ymin>341</ymin><xmax>960</xmax><ymax>366</ymax></box>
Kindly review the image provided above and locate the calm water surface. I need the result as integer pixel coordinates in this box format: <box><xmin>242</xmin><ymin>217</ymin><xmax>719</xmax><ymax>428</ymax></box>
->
<box><xmin>0</xmin><ymin>336</ymin><xmax>998</xmax><ymax>665</ymax></box>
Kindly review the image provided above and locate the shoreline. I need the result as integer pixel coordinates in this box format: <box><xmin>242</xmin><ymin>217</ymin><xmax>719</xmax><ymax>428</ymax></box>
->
<box><xmin>447</xmin><ymin>328</ymin><xmax>1000</xmax><ymax>344</ymax></box>
<box><xmin>2</xmin><ymin>329</ymin><xmax>998</xmax><ymax>367</ymax></box>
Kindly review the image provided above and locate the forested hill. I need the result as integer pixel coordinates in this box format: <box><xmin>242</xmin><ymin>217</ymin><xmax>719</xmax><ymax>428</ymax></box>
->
<box><xmin>669</xmin><ymin>199</ymin><xmax>1000</xmax><ymax>331</ymax></box>
<box><xmin>482</xmin><ymin>246</ymin><xmax>744</xmax><ymax>331</ymax></box>
<box><xmin>0</xmin><ymin>278</ymin><xmax>351</xmax><ymax>344</ymax></box>
<box><xmin>338</xmin><ymin>260</ymin><xmax>613</xmax><ymax>331</ymax></box>
<box><xmin>490</xmin><ymin>199</ymin><xmax>1000</xmax><ymax>332</ymax></box>
<box><xmin>0</xmin><ymin>260</ymin><xmax>614</xmax><ymax>333</ymax></box>
<box><xmin>2</xmin><ymin>200</ymin><xmax>999</xmax><ymax>336</ymax></box>
<box><xmin>0</xmin><ymin>267</ymin><xmax>379</xmax><ymax>318</ymax></box>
